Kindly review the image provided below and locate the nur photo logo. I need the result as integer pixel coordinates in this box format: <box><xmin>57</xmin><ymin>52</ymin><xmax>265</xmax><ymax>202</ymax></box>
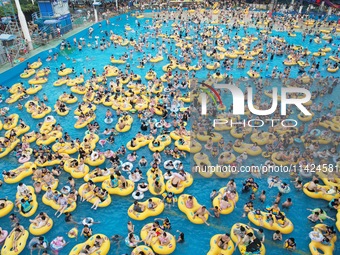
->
<box><xmin>196</xmin><ymin>81</ymin><xmax>312</xmax><ymax>127</ymax></box>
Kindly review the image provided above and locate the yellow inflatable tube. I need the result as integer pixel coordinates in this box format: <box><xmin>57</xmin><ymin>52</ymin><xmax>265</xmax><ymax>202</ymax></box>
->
<box><xmin>69</xmin><ymin>234</ymin><xmax>111</xmax><ymax>255</ymax></box>
<box><xmin>84</xmin><ymin>169</ymin><xmax>112</xmax><ymax>183</ymax></box>
<box><xmin>26</xmin><ymin>85</ymin><xmax>42</xmax><ymax>95</ymax></box>
<box><xmin>309</xmin><ymin>224</ymin><xmax>336</xmax><ymax>255</ymax></box>
<box><xmin>317</xmin><ymin>171</ymin><xmax>340</xmax><ymax>189</ymax></box>
<box><xmin>233</xmin><ymin>143</ymin><xmax>262</xmax><ymax>156</ymax></box>
<box><xmin>6</xmin><ymin>92</ymin><xmax>25</xmax><ymax>104</ymax></box>
<box><xmin>20</xmin><ymin>69</ymin><xmax>36</xmax><ymax>78</ymax></box>
<box><xmin>196</xmin><ymin>132</ymin><xmax>222</xmax><ymax>142</ymax></box>
<box><xmin>169</xmin><ymin>131</ymin><xmax>191</xmax><ymax>141</ymax></box>
<box><xmin>74</xmin><ymin>103</ymin><xmax>96</xmax><ymax>116</ymax></box>
<box><xmin>39</xmin><ymin>118</ymin><xmax>56</xmax><ymax>134</ymax></box>
<box><xmin>230</xmin><ymin>223</ymin><xmax>266</xmax><ymax>255</ymax></box>
<box><xmin>207</xmin><ymin>234</ymin><xmax>234</xmax><ymax>255</ymax></box>
<box><xmin>36</xmin><ymin>130</ymin><xmax>62</xmax><ymax>145</ymax></box>
<box><xmin>303</xmin><ymin>183</ymin><xmax>340</xmax><ymax>201</ymax></box>
<box><xmin>36</xmin><ymin>69</ymin><xmax>51</xmax><ymax>77</ymax></box>
<box><xmin>31</xmin><ymin>106</ymin><xmax>52</xmax><ymax>119</ymax></box>
<box><xmin>29</xmin><ymin>217</ymin><xmax>53</xmax><ymax>235</ymax></box>
<box><xmin>1</xmin><ymin>229</ymin><xmax>29</xmax><ymax>255</ymax></box>
<box><xmin>35</xmin><ymin>158</ymin><xmax>62</xmax><ymax>167</ymax></box>
<box><xmin>131</xmin><ymin>246</ymin><xmax>155</xmax><ymax>255</ymax></box>
<box><xmin>165</xmin><ymin>173</ymin><xmax>193</xmax><ymax>194</ymax></box>
<box><xmin>298</xmin><ymin>113</ymin><xmax>314</xmax><ymax>122</ymax></box>
<box><xmin>29</xmin><ymin>61</ymin><xmax>42</xmax><ymax>69</ymax></box>
<box><xmin>206</xmin><ymin>62</ymin><xmax>220</xmax><ymax>70</ymax></box>
<box><xmin>0</xmin><ymin>138</ymin><xmax>20</xmax><ymax>158</ymax></box>
<box><xmin>58</xmin><ymin>67</ymin><xmax>73</xmax><ymax>76</ymax></box>
<box><xmin>126</xmin><ymin>137</ymin><xmax>152</xmax><ymax>151</ymax></box>
<box><xmin>111</xmin><ymin>58</ymin><xmax>126</xmax><ymax>64</ymax></box>
<box><xmin>63</xmin><ymin>160</ymin><xmax>90</xmax><ymax>179</ymax></box>
<box><xmin>59</xmin><ymin>95</ymin><xmax>78</xmax><ymax>104</ymax></box>
<box><xmin>212</xmin><ymin>188</ymin><xmax>239</xmax><ymax>215</ymax></box>
<box><xmin>8</xmin><ymin>83</ymin><xmax>24</xmax><ymax>94</ymax></box>
<box><xmin>127</xmin><ymin>198</ymin><xmax>164</xmax><ymax>220</ymax></box>
<box><xmin>28</xmin><ymin>77</ymin><xmax>48</xmax><ymax>85</ymax></box>
<box><xmin>174</xmin><ymin>139</ymin><xmax>202</xmax><ymax>153</ymax></box>
<box><xmin>102</xmin><ymin>179</ymin><xmax>135</xmax><ymax>196</ymax></box>
<box><xmin>327</xmin><ymin>67</ymin><xmax>339</xmax><ymax>73</ymax></box>
<box><xmin>52</xmin><ymin>142</ymin><xmax>79</xmax><ymax>155</ymax></box>
<box><xmin>148</xmin><ymin>135</ymin><xmax>172</xmax><ymax>152</ymax></box>
<box><xmin>148</xmin><ymin>178</ymin><xmax>166</xmax><ymax>196</ymax></box>
<box><xmin>42</xmin><ymin>192</ymin><xmax>77</xmax><ymax>213</ymax></box>
<box><xmin>53</xmin><ymin>79</ymin><xmax>68</xmax><ymax>86</ymax></box>
<box><xmin>247</xmin><ymin>70</ymin><xmax>260</xmax><ymax>78</ymax></box>
<box><xmin>0</xmin><ymin>200</ymin><xmax>14</xmax><ymax>218</ymax></box>
<box><xmin>150</xmin><ymin>56</ymin><xmax>164</xmax><ymax>63</ymax></box>
<box><xmin>248</xmin><ymin>211</ymin><xmax>294</xmax><ymax>234</ymax></box>
<box><xmin>140</xmin><ymin>223</ymin><xmax>176</xmax><ymax>254</ymax></box>
<box><xmin>250</xmin><ymin>132</ymin><xmax>275</xmax><ymax>146</ymax></box>
<box><xmin>16</xmin><ymin>186</ymin><xmax>38</xmax><ymax>218</ymax></box>
<box><xmin>309</xmin><ymin>240</ymin><xmax>334</xmax><ymax>255</ymax></box>
<box><xmin>74</xmin><ymin>114</ymin><xmax>96</xmax><ymax>129</ymax></box>
<box><xmin>270</xmin><ymin>152</ymin><xmax>298</xmax><ymax>166</ymax></box>
<box><xmin>3</xmin><ymin>162</ymin><xmax>36</xmax><ymax>184</ymax></box>
<box><xmin>84</xmin><ymin>154</ymin><xmax>106</xmax><ymax>167</ymax></box>
<box><xmin>177</xmin><ymin>194</ymin><xmax>208</xmax><ymax>224</ymax></box>
<box><xmin>145</xmin><ymin>71</ymin><xmax>157</xmax><ymax>80</ymax></box>
<box><xmin>147</xmin><ymin>169</ymin><xmax>166</xmax><ymax>195</ymax></box>
<box><xmin>3</xmin><ymin>114</ymin><xmax>19</xmax><ymax>130</ymax></box>
<box><xmin>230</xmin><ymin>126</ymin><xmax>252</xmax><ymax>139</ymax></box>
<box><xmin>4</xmin><ymin>125</ymin><xmax>30</xmax><ymax>138</ymax></box>
<box><xmin>78</xmin><ymin>184</ymin><xmax>111</xmax><ymax>208</ymax></box>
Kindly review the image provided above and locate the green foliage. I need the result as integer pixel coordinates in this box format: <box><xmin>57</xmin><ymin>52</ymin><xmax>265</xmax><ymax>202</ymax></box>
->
<box><xmin>0</xmin><ymin>0</ymin><xmax>39</xmax><ymax>16</ymax></box>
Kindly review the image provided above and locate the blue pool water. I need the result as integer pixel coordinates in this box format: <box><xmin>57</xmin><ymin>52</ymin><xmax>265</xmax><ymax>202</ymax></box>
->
<box><xmin>0</xmin><ymin>11</ymin><xmax>340</xmax><ymax>255</ymax></box>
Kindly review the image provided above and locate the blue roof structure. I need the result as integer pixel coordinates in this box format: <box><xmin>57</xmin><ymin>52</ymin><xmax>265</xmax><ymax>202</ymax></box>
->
<box><xmin>0</xmin><ymin>34</ymin><xmax>16</xmax><ymax>41</ymax></box>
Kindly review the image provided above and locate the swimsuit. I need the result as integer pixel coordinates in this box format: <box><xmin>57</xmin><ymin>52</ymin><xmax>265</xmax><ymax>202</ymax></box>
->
<box><xmin>83</xmin><ymin>229</ymin><xmax>91</xmax><ymax>237</ymax></box>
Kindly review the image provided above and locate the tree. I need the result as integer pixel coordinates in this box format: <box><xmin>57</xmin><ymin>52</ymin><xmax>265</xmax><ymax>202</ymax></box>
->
<box><xmin>0</xmin><ymin>0</ymin><xmax>39</xmax><ymax>17</ymax></box>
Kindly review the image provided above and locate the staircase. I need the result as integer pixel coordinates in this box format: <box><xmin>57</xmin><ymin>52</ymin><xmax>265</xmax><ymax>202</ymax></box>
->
<box><xmin>31</xmin><ymin>12</ymin><xmax>41</xmax><ymax>22</ymax></box>
<box><xmin>8</xmin><ymin>21</ymin><xmax>20</xmax><ymax>34</ymax></box>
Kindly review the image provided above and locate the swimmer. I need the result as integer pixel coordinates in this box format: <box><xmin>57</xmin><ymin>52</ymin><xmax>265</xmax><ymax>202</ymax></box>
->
<box><xmin>162</xmin><ymin>192</ymin><xmax>176</xmax><ymax>208</ymax></box>
<box><xmin>259</xmin><ymin>190</ymin><xmax>266</xmax><ymax>203</ymax></box>
<box><xmin>273</xmin><ymin>230</ymin><xmax>282</xmax><ymax>241</ymax></box>
<box><xmin>284</xmin><ymin>238</ymin><xmax>296</xmax><ymax>251</ymax></box>
<box><xmin>127</xmin><ymin>221</ymin><xmax>135</xmax><ymax>233</ymax></box>
<box><xmin>282</xmin><ymin>198</ymin><xmax>292</xmax><ymax>209</ymax></box>
<box><xmin>81</xmin><ymin>224</ymin><xmax>92</xmax><ymax>239</ymax></box>
<box><xmin>210</xmin><ymin>206</ymin><xmax>220</xmax><ymax>218</ymax></box>
<box><xmin>192</xmin><ymin>206</ymin><xmax>213</xmax><ymax>226</ymax></box>
<box><xmin>172</xmin><ymin>230</ymin><xmax>185</xmax><ymax>243</ymax></box>
<box><xmin>307</xmin><ymin>208</ymin><xmax>335</xmax><ymax>222</ymax></box>
<box><xmin>210</xmin><ymin>190</ymin><xmax>219</xmax><ymax>201</ymax></box>
<box><xmin>65</xmin><ymin>212</ymin><xmax>79</xmax><ymax>224</ymax></box>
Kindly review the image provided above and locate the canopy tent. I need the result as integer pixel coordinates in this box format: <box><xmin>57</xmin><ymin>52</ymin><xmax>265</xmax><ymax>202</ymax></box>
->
<box><xmin>44</xmin><ymin>20</ymin><xmax>59</xmax><ymax>25</ymax></box>
<box><xmin>93</xmin><ymin>1</ymin><xmax>102</xmax><ymax>6</ymax></box>
<box><xmin>0</xmin><ymin>34</ymin><xmax>17</xmax><ymax>41</ymax></box>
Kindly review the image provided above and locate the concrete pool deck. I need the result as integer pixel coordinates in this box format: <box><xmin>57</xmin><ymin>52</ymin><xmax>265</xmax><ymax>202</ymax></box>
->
<box><xmin>0</xmin><ymin>21</ymin><xmax>94</xmax><ymax>75</ymax></box>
